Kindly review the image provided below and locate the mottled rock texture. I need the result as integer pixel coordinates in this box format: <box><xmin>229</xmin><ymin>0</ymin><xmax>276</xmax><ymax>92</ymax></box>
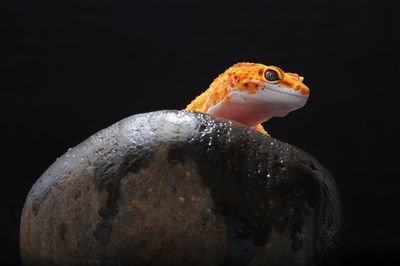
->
<box><xmin>20</xmin><ymin>110</ymin><xmax>341</xmax><ymax>266</ymax></box>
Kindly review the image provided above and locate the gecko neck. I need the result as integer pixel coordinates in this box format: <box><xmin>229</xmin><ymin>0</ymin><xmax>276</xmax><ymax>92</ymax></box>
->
<box><xmin>206</xmin><ymin>96</ymin><xmax>274</xmax><ymax>127</ymax></box>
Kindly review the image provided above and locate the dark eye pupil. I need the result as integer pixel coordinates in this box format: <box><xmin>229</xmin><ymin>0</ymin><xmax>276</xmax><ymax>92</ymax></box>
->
<box><xmin>265</xmin><ymin>70</ymin><xmax>279</xmax><ymax>81</ymax></box>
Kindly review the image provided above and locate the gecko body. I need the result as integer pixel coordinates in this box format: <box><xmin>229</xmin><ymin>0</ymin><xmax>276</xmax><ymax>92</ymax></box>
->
<box><xmin>185</xmin><ymin>62</ymin><xmax>310</xmax><ymax>135</ymax></box>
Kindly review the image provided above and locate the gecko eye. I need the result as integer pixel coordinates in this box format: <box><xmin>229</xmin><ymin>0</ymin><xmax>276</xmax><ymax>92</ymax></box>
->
<box><xmin>264</xmin><ymin>70</ymin><xmax>280</xmax><ymax>82</ymax></box>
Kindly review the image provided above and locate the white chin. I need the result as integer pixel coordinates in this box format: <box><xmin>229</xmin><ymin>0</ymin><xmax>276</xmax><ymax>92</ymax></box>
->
<box><xmin>207</xmin><ymin>87</ymin><xmax>308</xmax><ymax>127</ymax></box>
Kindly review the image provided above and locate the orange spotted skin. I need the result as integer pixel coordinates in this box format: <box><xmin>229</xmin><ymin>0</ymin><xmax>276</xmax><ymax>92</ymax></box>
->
<box><xmin>185</xmin><ymin>62</ymin><xmax>310</xmax><ymax>135</ymax></box>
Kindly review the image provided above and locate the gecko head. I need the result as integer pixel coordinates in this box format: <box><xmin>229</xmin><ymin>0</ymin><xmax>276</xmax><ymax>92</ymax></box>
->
<box><xmin>256</xmin><ymin>64</ymin><xmax>309</xmax><ymax>115</ymax></box>
<box><xmin>215</xmin><ymin>62</ymin><xmax>310</xmax><ymax>126</ymax></box>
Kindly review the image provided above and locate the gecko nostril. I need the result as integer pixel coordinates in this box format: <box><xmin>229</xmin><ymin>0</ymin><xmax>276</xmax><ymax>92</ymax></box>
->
<box><xmin>301</xmin><ymin>86</ymin><xmax>310</xmax><ymax>95</ymax></box>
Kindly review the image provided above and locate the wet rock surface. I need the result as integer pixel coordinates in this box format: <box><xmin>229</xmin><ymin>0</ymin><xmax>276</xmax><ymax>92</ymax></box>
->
<box><xmin>20</xmin><ymin>110</ymin><xmax>341</xmax><ymax>266</ymax></box>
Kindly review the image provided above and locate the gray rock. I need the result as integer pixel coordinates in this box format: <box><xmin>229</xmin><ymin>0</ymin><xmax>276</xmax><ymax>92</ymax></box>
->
<box><xmin>20</xmin><ymin>110</ymin><xmax>341</xmax><ymax>266</ymax></box>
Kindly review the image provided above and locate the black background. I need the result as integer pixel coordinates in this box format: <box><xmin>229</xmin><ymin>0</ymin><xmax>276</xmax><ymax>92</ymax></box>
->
<box><xmin>3</xmin><ymin>0</ymin><xmax>400</xmax><ymax>265</ymax></box>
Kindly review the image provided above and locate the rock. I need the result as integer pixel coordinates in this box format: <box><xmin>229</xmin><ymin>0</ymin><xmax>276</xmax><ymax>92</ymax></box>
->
<box><xmin>20</xmin><ymin>110</ymin><xmax>341</xmax><ymax>266</ymax></box>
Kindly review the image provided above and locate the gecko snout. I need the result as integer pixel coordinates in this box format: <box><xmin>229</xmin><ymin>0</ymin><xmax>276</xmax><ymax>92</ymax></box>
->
<box><xmin>296</xmin><ymin>83</ymin><xmax>310</xmax><ymax>96</ymax></box>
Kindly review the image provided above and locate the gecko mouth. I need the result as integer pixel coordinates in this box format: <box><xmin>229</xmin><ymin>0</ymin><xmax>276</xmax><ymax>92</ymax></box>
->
<box><xmin>261</xmin><ymin>86</ymin><xmax>309</xmax><ymax>99</ymax></box>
